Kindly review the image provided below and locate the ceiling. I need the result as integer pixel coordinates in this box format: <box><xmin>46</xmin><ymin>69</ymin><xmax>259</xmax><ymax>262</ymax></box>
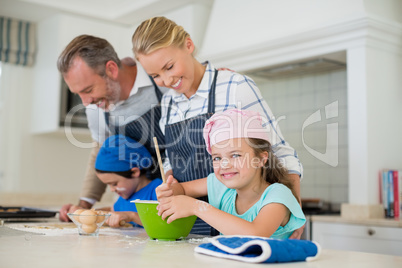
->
<box><xmin>0</xmin><ymin>0</ymin><xmax>214</xmax><ymax>26</ymax></box>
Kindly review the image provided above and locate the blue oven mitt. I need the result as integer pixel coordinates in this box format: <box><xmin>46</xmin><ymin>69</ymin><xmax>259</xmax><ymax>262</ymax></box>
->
<box><xmin>194</xmin><ymin>235</ymin><xmax>321</xmax><ymax>263</ymax></box>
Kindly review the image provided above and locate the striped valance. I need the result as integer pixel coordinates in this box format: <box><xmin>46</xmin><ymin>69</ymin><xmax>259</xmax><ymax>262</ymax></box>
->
<box><xmin>0</xmin><ymin>17</ymin><xmax>36</xmax><ymax>66</ymax></box>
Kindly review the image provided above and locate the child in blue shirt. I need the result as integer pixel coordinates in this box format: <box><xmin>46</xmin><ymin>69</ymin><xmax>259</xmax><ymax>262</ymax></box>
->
<box><xmin>156</xmin><ymin>109</ymin><xmax>305</xmax><ymax>239</ymax></box>
<box><xmin>95</xmin><ymin>134</ymin><xmax>162</xmax><ymax>227</ymax></box>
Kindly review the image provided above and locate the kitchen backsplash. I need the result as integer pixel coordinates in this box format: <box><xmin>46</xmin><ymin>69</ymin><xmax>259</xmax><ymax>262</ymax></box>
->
<box><xmin>249</xmin><ymin>68</ymin><xmax>348</xmax><ymax>205</ymax></box>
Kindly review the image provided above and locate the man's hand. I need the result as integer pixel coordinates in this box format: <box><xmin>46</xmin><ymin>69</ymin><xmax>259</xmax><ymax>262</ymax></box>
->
<box><xmin>59</xmin><ymin>204</ymin><xmax>84</xmax><ymax>222</ymax></box>
<box><xmin>59</xmin><ymin>202</ymin><xmax>92</xmax><ymax>222</ymax></box>
<box><xmin>78</xmin><ymin>200</ymin><xmax>94</xmax><ymax>209</ymax></box>
<box><xmin>59</xmin><ymin>204</ymin><xmax>73</xmax><ymax>222</ymax></box>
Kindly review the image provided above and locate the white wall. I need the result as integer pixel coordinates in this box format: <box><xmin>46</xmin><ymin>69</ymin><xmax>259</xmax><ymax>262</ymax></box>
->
<box><xmin>200</xmin><ymin>0</ymin><xmax>402</xmax><ymax>59</ymax></box>
<box><xmin>200</xmin><ymin>0</ymin><xmax>365</xmax><ymax>58</ymax></box>
<box><xmin>0</xmin><ymin>63</ymin><xmax>34</xmax><ymax>191</ymax></box>
<box><xmin>348</xmin><ymin>44</ymin><xmax>402</xmax><ymax>204</ymax></box>
<box><xmin>255</xmin><ymin>68</ymin><xmax>349</xmax><ymax>205</ymax></box>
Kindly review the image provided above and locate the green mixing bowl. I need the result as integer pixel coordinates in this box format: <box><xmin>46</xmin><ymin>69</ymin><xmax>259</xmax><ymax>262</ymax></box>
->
<box><xmin>132</xmin><ymin>200</ymin><xmax>197</xmax><ymax>241</ymax></box>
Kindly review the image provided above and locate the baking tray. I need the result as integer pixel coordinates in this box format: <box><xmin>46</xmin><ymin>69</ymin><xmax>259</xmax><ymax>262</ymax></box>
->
<box><xmin>0</xmin><ymin>206</ymin><xmax>57</xmax><ymax>219</ymax></box>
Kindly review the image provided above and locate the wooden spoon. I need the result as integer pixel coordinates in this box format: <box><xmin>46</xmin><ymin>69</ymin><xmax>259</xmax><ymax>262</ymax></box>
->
<box><xmin>153</xmin><ymin>137</ymin><xmax>166</xmax><ymax>183</ymax></box>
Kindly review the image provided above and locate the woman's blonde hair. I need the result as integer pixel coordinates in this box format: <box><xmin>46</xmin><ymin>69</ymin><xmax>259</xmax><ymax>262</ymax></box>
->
<box><xmin>132</xmin><ymin>16</ymin><xmax>190</xmax><ymax>59</ymax></box>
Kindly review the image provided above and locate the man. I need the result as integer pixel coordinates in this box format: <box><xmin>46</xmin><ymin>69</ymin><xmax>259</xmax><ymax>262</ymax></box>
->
<box><xmin>57</xmin><ymin>35</ymin><xmax>167</xmax><ymax>222</ymax></box>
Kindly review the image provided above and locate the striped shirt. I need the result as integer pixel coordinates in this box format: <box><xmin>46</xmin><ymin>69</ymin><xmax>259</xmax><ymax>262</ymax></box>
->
<box><xmin>160</xmin><ymin>62</ymin><xmax>303</xmax><ymax>177</ymax></box>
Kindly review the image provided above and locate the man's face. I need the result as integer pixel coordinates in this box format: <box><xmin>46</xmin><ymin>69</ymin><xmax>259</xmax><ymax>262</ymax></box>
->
<box><xmin>63</xmin><ymin>57</ymin><xmax>121</xmax><ymax>110</ymax></box>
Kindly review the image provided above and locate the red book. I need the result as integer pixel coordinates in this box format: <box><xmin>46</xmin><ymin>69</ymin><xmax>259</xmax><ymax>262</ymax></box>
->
<box><xmin>394</xmin><ymin>170</ymin><xmax>400</xmax><ymax>219</ymax></box>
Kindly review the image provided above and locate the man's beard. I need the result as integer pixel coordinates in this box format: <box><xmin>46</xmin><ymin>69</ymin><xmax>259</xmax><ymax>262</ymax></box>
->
<box><xmin>104</xmin><ymin>77</ymin><xmax>121</xmax><ymax>111</ymax></box>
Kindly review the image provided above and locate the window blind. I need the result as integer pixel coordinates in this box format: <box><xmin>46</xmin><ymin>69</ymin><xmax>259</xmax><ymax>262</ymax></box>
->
<box><xmin>0</xmin><ymin>17</ymin><xmax>36</xmax><ymax>66</ymax></box>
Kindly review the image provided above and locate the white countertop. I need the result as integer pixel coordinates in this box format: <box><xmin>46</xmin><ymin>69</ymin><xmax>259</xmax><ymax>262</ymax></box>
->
<box><xmin>311</xmin><ymin>215</ymin><xmax>402</xmax><ymax>228</ymax></box>
<box><xmin>1</xmin><ymin>221</ymin><xmax>402</xmax><ymax>268</ymax></box>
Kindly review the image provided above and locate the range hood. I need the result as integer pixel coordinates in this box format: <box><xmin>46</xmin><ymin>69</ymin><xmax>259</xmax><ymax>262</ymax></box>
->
<box><xmin>246</xmin><ymin>58</ymin><xmax>346</xmax><ymax>79</ymax></box>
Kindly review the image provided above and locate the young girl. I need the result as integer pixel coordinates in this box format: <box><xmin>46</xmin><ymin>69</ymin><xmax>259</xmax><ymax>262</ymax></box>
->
<box><xmin>95</xmin><ymin>134</ymin><xmax>162</xmax><ymax>227</ymax></box>
<box><xmin>156</xmin><ymin>109</ymin><xmax>305</xmax><ymax>238</ymax></box>
<box><xmin>132</xmin><ymin>16</ymin><xmax>303</xmax><ymax>237</ymax></box>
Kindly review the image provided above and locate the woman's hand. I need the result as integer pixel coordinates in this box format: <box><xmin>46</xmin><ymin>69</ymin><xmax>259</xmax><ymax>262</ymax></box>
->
<box><xmin>155</xmin><ymin>175</ymin><xmax>177</xmax><ymax>200</ymax></box>
<box><xmin>157</xmin><ymin>195</ymin><xmax>196</xmax><ymax>224</ymax></box>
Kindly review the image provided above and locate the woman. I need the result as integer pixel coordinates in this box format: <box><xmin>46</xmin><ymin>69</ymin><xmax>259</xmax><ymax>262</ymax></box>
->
<box><xmin>132</xmin><ymin>17</ymin><xmax>303</xmax><ymax>237</ymax></box>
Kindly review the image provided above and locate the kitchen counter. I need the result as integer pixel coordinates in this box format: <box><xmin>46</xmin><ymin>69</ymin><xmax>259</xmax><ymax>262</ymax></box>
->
<box><xmin>1</xmin><ymin>221</ymin><xmax>402</xmax><ymax>268</ymax></box>
<box><xmin>311</xmin><ymin>215</ymin><xmax>402</xmax><ymax>256</ymax></box>
<box><xmin>311</xmin><ymin>215</ymin><xmax>402</xmax><ymax>228</ymax></box>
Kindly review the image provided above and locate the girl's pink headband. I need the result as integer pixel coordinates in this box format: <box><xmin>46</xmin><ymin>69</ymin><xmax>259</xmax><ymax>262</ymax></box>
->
<box><xmin>203</xmin><ymin>109</ymin><xmax>270</xmax><ymax>154</ymax></box>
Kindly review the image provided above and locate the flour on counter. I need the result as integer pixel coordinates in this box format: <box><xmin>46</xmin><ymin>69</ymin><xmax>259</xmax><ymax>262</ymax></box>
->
<box><xmin>7</xmin><ymin>222</ymin><xmax>139</xmax><ymax>237</ymax></box>
<box><xmin>188</xmin><ymin>237</ymin><xmax>213</xmax><ymax>244</ymax></box>
<box><xmin>8</xmin><ymin>223</ymin><xmax>78</xmax><ymax>236</ymax></box>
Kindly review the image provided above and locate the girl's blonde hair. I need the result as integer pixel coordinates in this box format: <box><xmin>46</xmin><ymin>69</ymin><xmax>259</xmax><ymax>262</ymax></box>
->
<box><xmin>249</xmin><ymin>138</ymin><xmax>299</xmax><ymax>201</ymax></box>
<box><xmin>132</xmin><ymin>16</ymin><xmax>190</xmax><ymax>59</ymax></box>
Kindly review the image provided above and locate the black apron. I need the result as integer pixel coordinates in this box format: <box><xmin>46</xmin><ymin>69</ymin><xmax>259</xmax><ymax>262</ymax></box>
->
<box><xmin>105</xmin><ymin>78</ymin><xmax>165</xmax><ymax>179</ymax></box>
<box><xmin>164</xmin><ymin>70</ymin><xmax>218</xmax><ymax>235</ymax></box>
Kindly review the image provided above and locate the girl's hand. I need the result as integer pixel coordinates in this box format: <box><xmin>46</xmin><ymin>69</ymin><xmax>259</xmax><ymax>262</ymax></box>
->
<box><xmin>155</xmin><ymin>175</ymin><xmax>177</xmax><ymax>200</ymax></box>
<box><xmin>106</xmin><ymin>211</ymin><xmax>130</xmax><ymax>227</ymax></box>
<box><xmin>157</xmin><ymin>195</ymin><xmax>196</xmax><ymax>224</ymax></box>
<box><xmin>289</xmin><ymin>224</ymin><xmax>305</xmax><ymax>239</ymax></box>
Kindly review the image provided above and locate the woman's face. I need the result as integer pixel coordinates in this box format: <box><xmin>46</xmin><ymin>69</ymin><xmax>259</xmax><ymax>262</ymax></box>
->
<box><xmin>211</xmin><ymin>138</ymin><xmax>268</xmax><ymax>191</ymax></box>
<box><xmin>137</xmin><ymin>38</ymin><xmax>197</xmax><ymax>98</ymax></box>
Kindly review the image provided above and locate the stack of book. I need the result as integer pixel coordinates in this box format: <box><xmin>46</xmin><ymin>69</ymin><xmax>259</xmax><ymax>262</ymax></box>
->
<box><xmin>380</xmin><ymin>169</ymin><xmax>402</xmax><ymax>219</ymax></box>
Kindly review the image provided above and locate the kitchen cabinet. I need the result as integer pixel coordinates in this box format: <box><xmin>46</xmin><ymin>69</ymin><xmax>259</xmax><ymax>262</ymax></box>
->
<box><xmin>312</xmin><ymin>217</ymin><xmax>402</xmax><ymax>256</ymax></box>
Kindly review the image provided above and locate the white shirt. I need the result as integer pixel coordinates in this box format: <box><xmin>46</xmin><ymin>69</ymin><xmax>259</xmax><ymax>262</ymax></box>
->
<box><xmin>160</xmin><ymin>62</ymin><xmax>303</xmax><ymax>177</ymax></box>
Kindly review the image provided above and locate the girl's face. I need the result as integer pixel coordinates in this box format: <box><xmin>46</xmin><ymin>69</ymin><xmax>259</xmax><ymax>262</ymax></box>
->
<box><xmin>96</xmin><ymin>172</ymin><xmax>140</xmax><ymax>200</ymax></box>
<box><xmin>137</xmin><ymin>38</ymin><xmax>197</xmax><ymax>98</ymax></box>
<box><xmin>211</xmin><ymin>138</ymin><xmax>268</xmax><ymax>191</ymax></box>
